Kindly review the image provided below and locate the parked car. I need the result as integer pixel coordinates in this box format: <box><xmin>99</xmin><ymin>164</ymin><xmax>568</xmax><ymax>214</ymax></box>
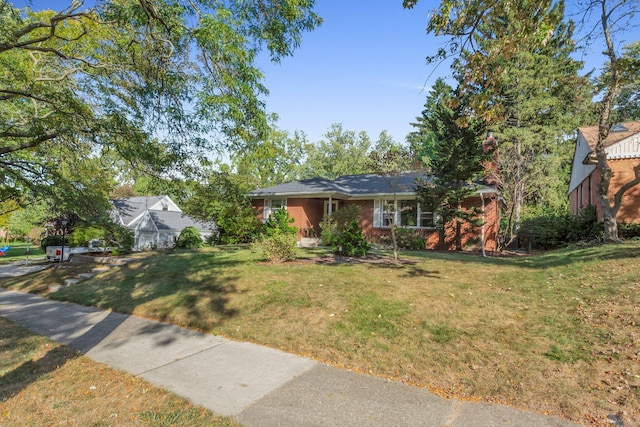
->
<box><xmin>45</xmin><ymin>246</ymin><xmax>88</xmax><ymax>262</ymax></box>
<box><xmin>46</xmin><ymin>239</ymin><xmax>111</xmax><ymax>262</ymax></box>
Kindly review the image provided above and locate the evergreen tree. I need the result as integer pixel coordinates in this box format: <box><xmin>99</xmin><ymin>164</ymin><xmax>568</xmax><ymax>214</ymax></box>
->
<box><xmin>412</xmin><ymin>79</ymin><xmax>490</xmax><ymax>251</ymax></box>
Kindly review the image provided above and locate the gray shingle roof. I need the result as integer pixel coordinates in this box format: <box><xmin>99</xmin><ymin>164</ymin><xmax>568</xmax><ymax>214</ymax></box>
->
<box><xmin>112</xmin><ymin>196</ymin><xmax>165</xmax><ymax>226</ymax></box>
<box><xmin>148</xmin><ymin>211</ymin><xmax>215</xmax><ymax>233</ymax></box>
<box><xmin>248</xmin><ymin>172</ymin><xmax>496</xmax><ymax>198</ymax></box>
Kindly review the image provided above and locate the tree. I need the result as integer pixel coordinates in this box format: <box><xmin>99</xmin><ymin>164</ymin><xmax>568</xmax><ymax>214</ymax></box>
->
<box><xmin>183</xmin><ymin>170</ymin><xmax>261</xmax><ymax>244</ymax></box>
<box><xmin>367</xmin><ymin>132</ymin><xmax>418</xmax><ymax>260</ymax></box>
<box><xmin>599</xmin><ymin>41</ymin><xmax>640</xmax><ymax>123</ymax></box>
<box><xmin>1</xmin><ymin>0</ymin><xmax>320</xmax><ymax>214</ymax></box>
<box><xmin>299</xmin><ymin>123</ymin><xmax>372</xmax><ymax>179</ymax></box>
<box><xmin>404</xmin><ymin>0</ymin><xmax>640</xmax><ymax>242</ymax></box>
<box><xmin>231</xmin><ymin>115</ymin><xmax>307</xmax><ymax>189</ymax></box>
<box><xmin>411</xmin><ymin>79</ymin><xmax>490</xmax><ymax>251</ymax></box>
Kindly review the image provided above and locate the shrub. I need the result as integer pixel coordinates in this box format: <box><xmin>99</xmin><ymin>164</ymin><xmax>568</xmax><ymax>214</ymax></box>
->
<box><xmin>215</xmin><ymin>204</ymin><xmax>262</xmax><ymax>244</ymax></box>
<box><xmin>618</xmin><ymin>222</ymin><xmax>640</xmax><ymax>239</ymax></box>
<box><xmin>320</xmin><ymin>205</ymin><xmax>361</xmax><ymax>246</ymax></box>
<box><xmin>263</xmin><ymin>209</ymin><xmax>297</xmax><ymax>237</ymax></box>
<box><xmin>333</xmin><ymin>220</ymin><xmax>370</xmax><ymax>257</ymax></box>
<box><xmin>40</xmin><ymin>235</ymin><xmax>67</xmax><ymax>250</ymax></box>
<box><xmin>174</xmin><ymin>226</ymin><xmax>203</xmax><ymax>249</ymax></box>
<box><xmin>254</xmin><ymin>232</ymin><xmax>298</xmax><ymax>263</ymax></box>
<box><xmin>518</xmin><ymin>206</ymin><xmax>602</xmax><ymax>250</ymax></box>
<box><xmin>394</xmin><ymin>227</ymin><xmax>426</xmax><ymax>250</ymax></box>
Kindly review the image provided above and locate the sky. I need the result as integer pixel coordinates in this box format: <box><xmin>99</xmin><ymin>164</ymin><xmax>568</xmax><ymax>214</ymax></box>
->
<box><xmin>10</xmin><ymin>1</ymin><xmax>640</xmax><ymax>145</ymax></box>
<box><xmin>256</xmin><ymin>1</ymin><xmax>445</xmax><ymax>144</ymax></box>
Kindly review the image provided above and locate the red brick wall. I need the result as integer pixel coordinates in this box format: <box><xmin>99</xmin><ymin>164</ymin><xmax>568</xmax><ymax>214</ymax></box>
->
<box><xmin>570</xmin><ymin>159</ymin><xmax>640</xmax><ymax>223</ymax></box>
<box><xmin>252</xmin><ymin>195</ymin><xmax>500</xmax><ymax>252</ymax></box>
<box><xmin>346</xmin><ymin>196</ymin><xmax>499</xmax><ymax>253</ymax></box>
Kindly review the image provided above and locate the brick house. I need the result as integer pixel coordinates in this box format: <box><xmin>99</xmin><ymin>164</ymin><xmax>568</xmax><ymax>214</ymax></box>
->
<box><xmin>568</xmin><ymin>121</ymin><xmax>640</xmax><ymax>222</ymax></box>
<box><xmin>249</xmin><ymin>172</ymin><xmax>499</xmax><ymax>253</ymax></box>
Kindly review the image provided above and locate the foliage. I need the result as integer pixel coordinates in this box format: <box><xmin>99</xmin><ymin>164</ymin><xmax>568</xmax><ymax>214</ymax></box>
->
<box><xmin>517</xmin><ymin>206</ymin><xmax>602</xmax><ymax>249</ymax></box>
<box><xmin>174</xmin><ymin>226</ymin><xmax>203</xmax><ymax>250</ymax></box>
<box><xmin>231</xmin><ymin>114</ymin><xmax>307</xmax><ymax>189</ymax></box>
<box><xmin>616</xmin><ymin>222</ymin><xmax>640</xmax><ymax>240</ymax></box>
<box><xmin>7</xmin><ymin>203</ymin><xmax>48</xmax><ymax>238</ymax></box>
<box><xmin>40</xmin><ymin>235</ymin><xmax>67</xmax><ymax>251</ymax></box>
<box><xmin>0</xmin><ymin>0</ymin><xmax>320</xmax><ymax>215</ymax></box>
<box><xmin>319</xmin><ymin>205</ymin><xmax>361</xmax><ymax>246</ymax></box>
<box><xmin>298</xmin><ymin>124</ymin><xmax>372</xmax><ymax>179</ymax></box>
<box><xmin>69</xmin><ymin>225</ymin><xmax>104</xmax><ymax>247</ymax></box>
<box><xmin>253</xmin><ymin>232</ymin><xmax>298</xmax><ymax>263</ymax></box>
<box><xmin>263</xmin><ymin>208</ymin><xmax>297</xmax><ymax>237</ymax></box>
<box><xmin>604</xmin><ymin>41</ymin><xmax>640</xmax><ymax>122</ymax></box>
<box><xmin>184</xmin><ymin>171</ymin><xmax>261</xmax><ymax>244</ymax></box>
<box><xmin>331</xmin><ymin>220</ymin><xmax>370</xmax><ymax>258</ymax></box>
<box><xmin>394</xmin><ymin>227</ymin><xmax>426</xmax><ymax>250</ymax></box>
<box><xmin>413</xmin><ymin>79</ymin><xmax>490</xmax><ymax>251</ymax></box>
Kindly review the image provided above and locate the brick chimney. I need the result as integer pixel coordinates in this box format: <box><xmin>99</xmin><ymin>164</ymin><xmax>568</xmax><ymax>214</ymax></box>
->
<box><xmin>482</xmin><ymin>132</ymin><xmax>498</xmax><ymax>187</ymax></box>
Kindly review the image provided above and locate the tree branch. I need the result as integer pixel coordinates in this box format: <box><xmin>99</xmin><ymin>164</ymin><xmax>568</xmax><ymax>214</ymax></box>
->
<box><xmin>0</xmin><ymin>133</ymin><xmax>58</xmax><ymax>155</ymax></box>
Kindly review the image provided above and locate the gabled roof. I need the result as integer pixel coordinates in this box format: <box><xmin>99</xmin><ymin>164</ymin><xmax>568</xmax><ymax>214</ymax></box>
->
<box><xmin>111</xmin><ymin>195</ymin><xmax>180</xmax><ymax>227</ymax></box>
<box><xmin>249</xmin><ymin>172</ymin><xmax>497</xmax><ymax>199</ymax></box>
<box><xmin>148</xmin><ymin>210</ymin><xmax>215</xmax><ymax>233</ymax></box>
<box><xmin>578</xmin><ymin>120</ymin><xmax>640</xmax><ymax>161</ymax></box>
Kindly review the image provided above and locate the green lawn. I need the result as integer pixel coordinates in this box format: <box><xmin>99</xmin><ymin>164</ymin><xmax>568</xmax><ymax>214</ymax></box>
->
<box><xmin>0</xmin><ymin>241</ymin><xmax>45</xmax><ymax>264</ymax></box>
<box><xmin>2</xmin><ymin>242</ymin><xmax>639</xmax><ymax>425</ymax></box>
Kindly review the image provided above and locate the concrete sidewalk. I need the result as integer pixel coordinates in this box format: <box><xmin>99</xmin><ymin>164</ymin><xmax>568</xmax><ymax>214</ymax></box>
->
<box><xmin>0</xmin><ymin>289</ymin><xmax>581</xmax><ymax>427</ymax></box>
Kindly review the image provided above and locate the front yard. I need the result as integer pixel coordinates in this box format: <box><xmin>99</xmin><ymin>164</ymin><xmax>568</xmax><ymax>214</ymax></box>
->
<box><xmin>2</xmin><ymin>243</ymin><xmax>639</xmax><ymax>425</ymax></box>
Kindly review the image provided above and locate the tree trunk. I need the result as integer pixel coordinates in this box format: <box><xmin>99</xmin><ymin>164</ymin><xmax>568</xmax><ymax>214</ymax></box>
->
<box><xmin>595</xmin><ymin>0</ymin><xmax>622</xmax><ymax>242</ymax></box>
<box><xmin>390</xmin><ymin>223</ymin><xmax>399</xmax><ymax>261</ymax></box>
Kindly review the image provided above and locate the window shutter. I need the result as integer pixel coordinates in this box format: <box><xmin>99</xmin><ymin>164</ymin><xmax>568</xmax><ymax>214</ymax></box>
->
<box><xmin>373</xmin><ymin>199</ymin><xmax>381</xmax><ymax>227</ymax></box>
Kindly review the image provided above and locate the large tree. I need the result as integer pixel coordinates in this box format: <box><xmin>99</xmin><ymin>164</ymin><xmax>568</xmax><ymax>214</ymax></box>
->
<box><xmin>298</xmin><ymin>123</ymin><xmax>372</xmax><ymax>180</ymax></box>
<box><xmin>404</xmin><ymin>0</ymin><xmax>640</xmax><ymax>242</ymax></box>
<box><xmin>0</xmin><ymin>0</ymin><xmax>320</xmax><ymax>216</ymax></box>
<box><xmin>410</xmin><ymin>78</ymin><xmax>490</xmax><ymax>251</ymax></box>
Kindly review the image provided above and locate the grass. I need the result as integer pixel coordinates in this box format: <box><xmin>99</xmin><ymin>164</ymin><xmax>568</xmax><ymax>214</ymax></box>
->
<box><xmin>0</xmin><ymin>317</ymin><xmax>239</xmax><ymax>427</ymax></box>
<box><xmin>0</xmin><ymin>241</ymin><xmax>44</xmax><ymax>264</ymax></box>
<box><xmin>2</xmin><ymin>242</ymin><xmax>640</xmax><ymax>425</ymax></box>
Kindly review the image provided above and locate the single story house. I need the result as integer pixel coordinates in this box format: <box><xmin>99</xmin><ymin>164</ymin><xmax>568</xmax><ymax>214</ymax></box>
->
<box><xmin>248</xmin><ymin>172</ymin><xmax>499</xmax><ymax>252</ymax></box>
<box><xmin>111</xmin><ymin>195</ymin><xmax>216</xmax><ymax>250</ymax></box>
<box><xmin>568</xmin><ymin>121</ymin><xmax>640</xmax><ymax>222</ymax></box>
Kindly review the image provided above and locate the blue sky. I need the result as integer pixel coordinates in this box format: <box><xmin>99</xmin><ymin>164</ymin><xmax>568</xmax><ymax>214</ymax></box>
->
<box><xmin>257</xmin><ymin>1</ymin><xmax>444</xmax><ymax>144</ymax></box>
<box><xmin>11</xmin><ymin>1</ymin><xmax>640</xmax><ymax>145</ymax></box>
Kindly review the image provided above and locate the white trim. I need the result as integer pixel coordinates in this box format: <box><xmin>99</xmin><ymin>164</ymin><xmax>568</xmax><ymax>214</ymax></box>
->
<box><xmin>374</xmin><ymin>198</ymin><xmax>437</xmax><ymax>229</ymax></box>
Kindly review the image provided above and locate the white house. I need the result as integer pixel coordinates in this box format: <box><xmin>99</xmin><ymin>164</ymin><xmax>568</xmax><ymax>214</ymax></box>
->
<box><xmin>111</xmin><ymin>195</ymin><xmax>216</xmax><ymax>250</ymax></box>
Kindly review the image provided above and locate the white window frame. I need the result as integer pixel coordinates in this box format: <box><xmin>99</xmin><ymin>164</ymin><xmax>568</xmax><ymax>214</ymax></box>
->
<box><xmin>374</xmin><ymin>199</ymin><xmax>436</xmax><ymax>229</ymax></box>
<box><xmin>324</xmin><ymin>200</ymin><xmax>338</xmax><ymax>216</ymax></box>
<box><xmin>263</xmin><ymin>198</ymin><xmax>287</xmax><ymax>221</ymax></box>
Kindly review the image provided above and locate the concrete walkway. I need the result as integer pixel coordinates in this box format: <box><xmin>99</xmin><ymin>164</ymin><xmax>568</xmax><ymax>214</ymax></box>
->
<box><xmin>0</xmin><ymin>288</ymin><xmax>582</xmax><ymax>427</ymax></box>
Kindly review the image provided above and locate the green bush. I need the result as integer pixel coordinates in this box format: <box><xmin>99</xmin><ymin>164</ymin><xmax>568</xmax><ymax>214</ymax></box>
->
<box><xmin>215</xmin><ymin>204</ymin><xmax>262</xmax><ymax>244</ymax></box>
<box><xmin>332</xmin><ymin>220</ymin><xmax>370</xmax><ymax>257</ymax></box>
<box><xmin>174</xmin><ymin>226</ymin><xmax>203</xmax><ymax>249</ymax></box>
<box><xmin>254</xmin><ymin>232</ymin><xmax>298</xmax><ymax>263</ymax></box>
<box><xmin>618</xmin><ymin>222</ymin><xmax>640</xmax><ymax>239</ymax></box>
<box><xmin>320</xmin><ymin>205</ymin><xmax>361</xmax><ymax>246</ymax></box>
<box><xmin>518</xmin><ymin>206</ymin><xmax>602</xmax><ymax>249</ymax></box>
<box><xmin>395</xmin><ymin>227</ymin><xmax>426</xmax><ymax>250</ymax></box>
<box><xmin>40</xmin><ymin>235</ymin><xmax>67</xmax><ymax>250</ymax></box>
<box><xmin>263</xmin><ymin>209</ymin><xmax>297</xmax><ymax>237</ymax></box>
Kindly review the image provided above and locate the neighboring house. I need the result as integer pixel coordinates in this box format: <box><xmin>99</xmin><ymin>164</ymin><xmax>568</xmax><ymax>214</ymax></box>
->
<box><xmin>248</xmin><ymin>172</ymin><xmax>499</xmax><ymax>252</ymax></box>
<box><xmin>568</xmin><ymin>121</ymin><xmax>640</xmax><ymax>223</ymax></box>
<box><xmin>111</xmin><ymin>195</ymin><xmax>216</xmax><ymax>250</ymax></box>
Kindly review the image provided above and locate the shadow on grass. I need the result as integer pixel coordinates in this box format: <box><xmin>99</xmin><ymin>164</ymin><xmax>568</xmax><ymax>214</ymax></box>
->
<box><xmin>50</xmin><ymin>250</ymin><xmax>240</xmax><ymax>331</ymax></box>
<box><xmin>0</xmin><ymin>345</ymin><xmax>79</xmax><ymax>402</ymax></box>
<box><xmin>403</xmin><ymin>241</ymin><xmax>640</xmax><ymax>270</ymax></box>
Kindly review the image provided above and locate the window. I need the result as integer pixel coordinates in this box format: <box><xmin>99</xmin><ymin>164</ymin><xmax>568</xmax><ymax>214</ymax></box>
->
<box><xmin>324</xmin><ymin>200</ymin><xmax>338</xmax><ymax>216</ymax></box>
<box><xmin>375</xmin><ymin>199</ymin><xmax>436</xmax><ymax>228</ymax></box>
<box><xmin>263</xmin><ymin>198</ymin><xmax>287</xmax><ymax>220</ymax></box>
<box><xmin>382</xmin><ymin>200</ymin><xmax>395</xmax><ymax>227</ymax></box>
